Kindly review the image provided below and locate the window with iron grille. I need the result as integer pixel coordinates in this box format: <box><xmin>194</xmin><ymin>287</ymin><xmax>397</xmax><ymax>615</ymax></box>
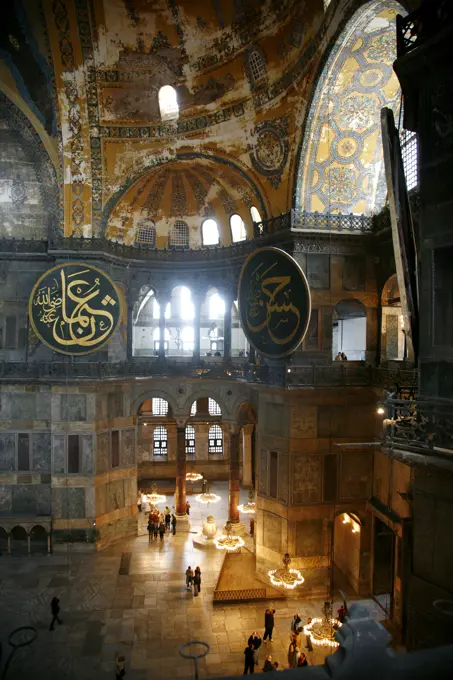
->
<box><xmin>185</xmin><ymin>425</ymin><xmax>196</xmax><ymax>456</ymax></box>
<box><xmin>401</xmin><ymin>129</ymin><xmax>418</xmax><ymax>191</ymax></box>
<box><xmin>190</xmin><ymin>401</ymin><xmax>197</xmax><ymax>416</ymax></box>
<box><xmin>208</xmin><ymin>398</ymin><xmax>221</xmax><ymax>416</ymax></box>
<box><xmin>249</xmin><ymin>50</ymin><xmax>266</xmax><ymax>82</ymax></box>
<box><xmin>170</xmin><ymin>220</ymin><xmax>189</xmax><ymax>247</ymax></box>
<box><xmin>208</xmin><ymin>424</ymin><xmax>223</xmax><ymax>453</ymax></box>
<box><xmin>152</xmin><ymin>398</ymin><xmax>169</xmax><ymax>416</ymax></box>
<box><xmin>153</xmin><ymin>426</ymin><xmax>168</xmax><ymax>455</ymax></box>
<box><xmin>136</xmin><ymin>220</ymin><xmax>156</xmax><ymax>246</ymax></box>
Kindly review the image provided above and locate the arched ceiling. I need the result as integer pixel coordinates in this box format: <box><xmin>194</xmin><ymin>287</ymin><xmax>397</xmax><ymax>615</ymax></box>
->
<box><xmin>105</xmin><ymin>155</ymin><xmax>266</xmax><ymax>247</ymax></box>
<box><xmin>296</xmin><ymin>1</ymin><xmax>404</xmax><ymax>217</ymax></box>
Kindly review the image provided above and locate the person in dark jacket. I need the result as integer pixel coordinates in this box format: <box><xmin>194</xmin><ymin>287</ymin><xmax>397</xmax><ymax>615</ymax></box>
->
<box><xmin>297</xmin><ymin>653</ymin><xmax>309</xmax><ymax>667</ymax></box>
<box><xmin>248</xmin><ymin>632</ymin><xmax>262</xmax><ymax>665</ymax></box>
<box><xmin>49</xmin><ymin>596</ymin><xmax>62</xmax><ymax>630</ymax></box>
<box><xmin>244</xmin><ymin>642</ymin><xmax>255</xmax><ymax>674</ymax></box>
<box><xmin>263</xmin><ymin>608</ymin><xmax>275</xmax><ymax>641</ymax></box>
<box><xmin>262</xmin><ymin>655</ymin><xmax>274</xmax><ymax>672</ymax></box>
<box><xmin>193</xmin><ymin>566</ymin><xmax>201</xmax><ymax>594</ymax></box>
<box><xmin>171</xmin><ymin>513</ymin><xmax>177</xmax><ymax>535</ymax></box>
<box><xmin>159</xmin><ymin>521</ymin><xmax>165</xmax><ymax>540</ymax></box>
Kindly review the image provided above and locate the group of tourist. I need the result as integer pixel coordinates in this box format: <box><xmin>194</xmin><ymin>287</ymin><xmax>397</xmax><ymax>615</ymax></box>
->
<box><xmin>334</xmin><ymin>351</ymin><xmax>348</xmax><ymax>361</ymax></box>
<box><xmin>243</xmin><ymin>610</ymin><xmax>310</xmax><ymax>674</ymax></box>
<box><xmin>146</xmin><ymin>505</ymin><xmax>177</xmax><ymax>540</ymax></box>
<box><xmin>185</xmin><ymin>565</ymin><xmax>202</xmax><ymax>596</ymax></box>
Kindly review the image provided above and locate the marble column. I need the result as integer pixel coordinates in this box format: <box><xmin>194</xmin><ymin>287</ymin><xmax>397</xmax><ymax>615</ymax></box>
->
<box><xmin>228</xmin><ymin>424</ymin><xmax>244</xmax><ymax>533</ymax></box>
<box><xmin>223</xmin><ymin>295</ymin><xmax>234</xmax><ymax>362</ymax></box>
<box><xmin>195</xmin><ymin>423</ymin><xmax>209</xmax><ymax>460</ymax></box>
<box><xmin>192</xmin><ymin>292</ymin><xmax>203</xmax><ymax>364</ymax></box>
<box><xmin>157</xmin><ymin>293</ymin><xmax>170</xmax><ymax>360</ymax></box>
<box><xmin>175</xmin><ymin>423</ymin><xmax>189</xmax><ymax>529</ymax></box>
<box><xmin>126</xmin><ymin>292</ymin><xmax>134</xmax><ymax>360</ymax></box>
<box><xmin>242</xmin><ymin>424</ymin><xmax>254</xmax><ymax>488</ymax></box>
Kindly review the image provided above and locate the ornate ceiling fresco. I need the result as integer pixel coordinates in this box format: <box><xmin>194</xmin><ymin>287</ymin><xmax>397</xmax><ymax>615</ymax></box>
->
<box><xmin>0</xmin><ymin>0</ymin><xmax>414</xmax><ymax>243</ymax></box>
<box><xmin>296</xmin><ymin>1</ymin><xmax>405</xmax><ymax>217</ymax></box>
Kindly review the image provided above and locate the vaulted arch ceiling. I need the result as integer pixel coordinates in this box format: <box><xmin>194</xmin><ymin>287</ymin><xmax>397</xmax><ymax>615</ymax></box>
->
<box><xmin>296</xmin><ymin>1</ymin><xmax>405</xmax><ymax>217</ymax></box>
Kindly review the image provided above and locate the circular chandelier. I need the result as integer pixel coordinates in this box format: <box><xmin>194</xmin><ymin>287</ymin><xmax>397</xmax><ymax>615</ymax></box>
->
<box><xmin>214</xmin><ymin>521</ymin><xmax>245</xmax><ymax>551</ymax></box>
<box><xmin>186</xmin><ymin>472</ymin><xmax>203</xmax><ymax>482</ymax></box>
<box><xmin>268</xmin><ymin>553</ymin><xmax>304</xmax><ymax>590</ymax></box>
<box><xmin>238</xmin><ymin>489</ymin><xmax>256</xmax><ymax>515</ymax></box>
<box><xmin>146</xmin><ymin>482</ymin><xmax>166</xmax><ymax>505</ymax></box>
<box><xmin>196</xmin><ymin>492</ymin><xmax>221</xmax><ymax>504</ymax></box>
<box><xmin>303</xmin><ymin>616</ymin><xmax>341</xmax><ymax>648</ymax></box>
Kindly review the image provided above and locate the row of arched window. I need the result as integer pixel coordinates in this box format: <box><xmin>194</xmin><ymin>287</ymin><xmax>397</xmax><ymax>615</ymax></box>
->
<box><xmin>148</xmin><ymin>397</ymin><xmax>221</xmax><ymax>416</ymax></box>
<box><xmin>135</xmin><ymin>207</ymin><xmax>263</xmax><ymax>248</ymax></box>
<box><xmin>152</xmin><ymin>424</ymin><xmax>223</xmax><ymax>456</ymax></box>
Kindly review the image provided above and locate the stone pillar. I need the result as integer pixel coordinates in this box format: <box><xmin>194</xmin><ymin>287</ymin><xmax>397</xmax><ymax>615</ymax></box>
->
<box><xmin>126</xmin><ymin>291</ymin><xmax>134</xmax><ymax>360</ymax></box>
<box><xmin>228</xmin><ymin>424</ymin><xmax>244</xmax><ymax>533</ymax></box>
<box><xmin>7</xmin><ymin>533</ymin><xmax>11</xmax><ymax>555</ymax></box>
<box><xmin>195</xmin><ymin>423</ymin><xmax>209</xmax><ymax>460</ymax></box>
<box><xmin>167</xmin><ymin>423</ymin><xmax>177</xmax><ymax>461</ymax></box>
<box><xmin>157</xmin><ymin>292</ymin><xmax>170</xmax><ymax>360</ymax></box>
<box><xmin>242</xmin><ymin>424</ymin><xmax>254</xmax><ymax>488</ymax></box>
<box><xmin>47</xmin><ymin>533</ymin><xmax>51</xmax><ymax>554</ymax></box>
<box><xmin>175</xmin><ymin>422</ymin><xmax>189</xmax><ymax>529</ymax></box>
<box><xmin>223</xmin><ymin>293</ymin><xmax>234</xmax><ymax>362</ymax></box>
<box><xmin>192</xmin><ymin>291</ymin><xmax>203</xmax><ymax>364</ymax></box>
<box><xmin>27</xmin><ymin>534</ymin><xmax>31</xmax><ymax>555</ymax></box>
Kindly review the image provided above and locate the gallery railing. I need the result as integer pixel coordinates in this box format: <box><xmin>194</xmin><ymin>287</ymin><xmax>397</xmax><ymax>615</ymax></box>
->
<box><xmin>383</xmin><ymin>397</ymin><xmax>453</xmax><ymax>455</ymax></box>
<box><xmin>396</xmin><ymin>2</ymin><xmax>453</xmax><ymax>58</ymax></box>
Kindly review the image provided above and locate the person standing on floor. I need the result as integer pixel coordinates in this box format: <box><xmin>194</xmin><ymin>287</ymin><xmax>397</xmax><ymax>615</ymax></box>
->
<box><xmin>186</xmin><ymin>500</ymin><xmax>191</xmax><ymax>516</ymax></box>
<box><xmin>287</xmin><ymin>636</ymin><xmax>300</xmax><ymax>668</ymax></box>
<box><xmin>263</xmin><ymin>608</ymin><xmax>275</xmax><ymax>642</ymax></box>
<box><xmin>137</xmin><ymin>491</ymin><xmax>142</xmax><ymax>513</ymax></box>
<box><xmin>248</xmin><ymin>632</ymin><xmax>262</xmax><ymax>666</ymax></box>
<box><xmin>116</xmin><ymin>653</ymin><xmax>126</xmax><ymax>679</ymax></box>
<box><xmin>147</xmin><ymin>516</ymin><xmax>153</xmax><ymax>542</ymax></box>
<box><xmin>49</xmin><ymin>596</ymin><xmax>62</xmax><ymax>631</ymax></box>
<box><xmin>291</xmin><ymin>613</ymin><xmax>301</xmax><ymax>634</ymax></box>
<box><xmin>185</xmin><ymin>566</ymin><xmax>194</xmax><ymax>590</ymax></box>
<box><xmin>262</xmin><ymin>655</ymin><xmax>274</xmax><ymax>672</ymax></box>
<box><xmin>171</xmin><ymin>513</ymin><xmax>177</xmax><ymax>535</ymax></box>
<box><xmin>305</xmin><ymin>617</ymin><xmax>313</xmax><ymax>652</ymax></box>
<box><xmin>297</xmin><ymin>653</ymin><xmax>309</xmax><ymax>667</ymax></box>
<box><xmin>243</xmin><ymin>642</ymin><xmax>255</xmax><ymax>675</ymax></box>
<box><xmin>193</xmin><ymin>566</ymin><xmax>201</xmax><ymax>595</ymax></box>
<box><xmin>165</xmin><ymin>507</ymin><xmax>171</xmax><ymax>531</ymax></box>
<box><xmin>159</xmin><ymin>519</ymin><xmax>165</xmax><ymax>540</ymax></box>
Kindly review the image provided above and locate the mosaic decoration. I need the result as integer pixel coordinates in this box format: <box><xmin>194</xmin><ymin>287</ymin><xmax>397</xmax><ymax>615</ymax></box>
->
<box><xmin>29</xmin><ymin>263</ymin><xmax>122</xmax><ymax>356</ymax></box>
<box><xmin>250</xmin><ymin>117</ymin><xmax>289</xmax><ymax>188</ymax></box>
<box><xmin>296</xmin><ymin>1</ymin><xmax>404</xmax><ymax>216</ymax></box>
<box><xmin>9</xmin><ymin>177</ymin><xmax>27</xmax><ymax>206</ymax></box>
<box><xmin>51</xmin><ymin>0</ymin><xmax>75</xmax><ymax>68</ymax></box>
<box><xmin>238</xmin><ymin>247</ymin><xmax>311</xmax><ymax>358</ymax></box>
<box><xmin>170</xmin><ymin>173</ymin><xmax>188</xmax><ymax>217</ymax></box>
<box><xmin>185</xmin><ymin>171</ymin><xmax>208</xmax><ymax>211</ymax></box>
<box><xmin>219</xmin><ymin>188</ymin><xmax>238</xmax><ymax>215</ymax></box>
<box><xmin>143</xmin><ymin>170</ymin><xmax>170</xmax><ymax>216</ymax></box>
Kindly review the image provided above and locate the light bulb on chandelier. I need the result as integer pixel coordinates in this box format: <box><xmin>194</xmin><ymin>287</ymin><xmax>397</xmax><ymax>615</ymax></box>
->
<box><xmin>214</xmin><ymin>521</ymin><xmax>245</xmax><ymax>551</ymax></box>
<box><xmin>268</xmin><ymin>553</ymin><xmax>304</xmax><ymax>590</ymax></box>
<box><xmin>237</xmin><ymin>488</ymin><xmax>256</xmax><ymax>515</ymax></box>
<box><xmin>146</xmin><ymin>482</ymin><xmax>166</xmax><ymax>505</ymax></box>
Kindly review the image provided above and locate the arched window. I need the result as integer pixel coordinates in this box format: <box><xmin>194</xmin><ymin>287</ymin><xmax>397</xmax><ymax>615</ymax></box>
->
<box><xmin>153</xmin><ymin>299</ymin><xmax>171</xmax><ymax>320</ymax></box>
<box><xmin>153</xmin><ymin>327</ymin><xmax>170</xmax><ymax>353</ymax></box>
<box><xmin>250</xmin><ymin>206</ymin><xmax>262</xmax><ymax>225</ymax></box>
<box><xmin>136</xmin><ymin>220</ymin><xmax>156</xmax><ymax>246</ymax></box>
<box><xmin>181</xmin><ymin>326</ymin><xmax>194</xmax><ymax>352</ymax></box>
<box><xmin>153</xmin><ymin>426</ymin><xmax>168</xmax><ymax>456</ymax></box>
<box><xmin>158</xmin><ymin>85</ymin><xmax>179</xmax><ymax>122</ymax></box>
<box><xmin>249</xmin><ymin>50</ymin><xmax>266</xmax><ymax>82</ymax></box>
<box><xmin>209</xmin><ymin>293</ymin><xmax>225</xmax><ymax>319</ymax></box>
<box><xmin>170</xmin><ymin>220</ymin><xmax>189</xmax><ymax>247</ymax></box>
<box><xmin>190</xmin><ymin>401</ymin><xmax>197</xmax><ymax>416</ymax></box>
<box><xmin>208</xmin><ymin>398</ymin><xmax>221</xmax><ymax>416</ymax></box>
<box><xmin>332</xmin><ymin>299</ymin><xmax>367</xmax><ymax>361</ymax></box>
<box><xmin>202</xmin><ymin>218</ymin><xmax>220</xmax><ymax>246</ymax></box>
<box><xmin>230</xmin><ymin>214</ymin><xmax>247</xmax><ymax>243</ymax></box>
<box><xmin>151</xmin><ymin>398</ymin><xmax>169</xmax><ymax>416</ymax></box>
<box><xmin>179</xmin><ymin>286</ymin><xmax>194</xmax><ymax>321</ymax></box>
<box><xmin>208</xmin><ymin>424</ymin><xmax>223</xmax><ymax>453</ymax></box>
<box><xmin>185</xmin><ymin>425</ymin><xmax>196</xmax><ymax>456</ymax></box>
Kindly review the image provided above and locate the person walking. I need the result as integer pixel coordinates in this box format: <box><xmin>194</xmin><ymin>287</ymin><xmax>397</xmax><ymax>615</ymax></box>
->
<box><xmin>186</xmin><ymin>500</ymin><xmax>191</xmax><ymax>516</ymax></box>
<box><xmin>305</xmin><ymin>618</ymin><xmax>313</xmax><ymax>652</ymax></box>
<box><xmin>171</xmin><ymin>513</ymin><xmax>177</xmax><ymax>535</ymax></box>
<box><xmin>193</xmin><ymin>566</ymin><xmax>201</xmax><ymax>595</ymax></box>
<box><xmin>262</xmin><ymin>655</ymin><xmax>274</xmax><ymax>672</ymax></box>
<box><xmin>287</xmin><ymin>636</ymin><xmax>299</xmax><ymax>668</ymax></box>
<box><xmin>116</xmin><ymin>653</ymin><xmax>126</xmax><ymax>679</ymax></box>
<box><xmin>185</xmin><ymin>566</ymin><xmax>194</xmax><ymax>590</ymax></box>
<box><xmin>165</xmin><ymin>507</ymin><xmax>171</xmax><ymax>531</ymax></box>
<box><xmin>147</xmin><ymin>517</ymin><xmax>153</xmax><ymax>542</ymax></box>
<box><xmin>291</xmin><ymin>613</ymin><xmax>301</xmax><ymax>634</ymax></box>
<box><xmin>297</xmin><ymin>653</ymin><xmax>309</xmax><ymax>667</ymax></box>
<box><xmin>49</xmin><ymin>596</ymin><xmax>62</xmax><ymax>631</ymax></box>
<box><xmin>137</xmin><ymin>491</ymin><xmax>142</xmax><ymax>513</ymax></box>
<box><xmin>248</xmin><ymin>632</ymin><xmax>262</xmax><ymax>666</ymax></box>
<box><xmin>263</xmin><ymin>608</ymin><xmax>275</xmax><ymax>642</ymax></box>
<box><xmin>243</xmin><ymin>642</ymin><xmax>255</xmax><ymax>675</ymax></box>
<box><xmin>159</xmin><ymin>520</ymin><xmax>165</xmax><ymax>540</ymax></box>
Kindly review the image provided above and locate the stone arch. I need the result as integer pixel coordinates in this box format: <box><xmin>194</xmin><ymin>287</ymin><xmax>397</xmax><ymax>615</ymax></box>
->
<box><xmin>231</xmin><ymin>392</ymin><xmax>257</xmax><ymax>422</ymax></box>
<box><xmin>333</xmin><ymin>510</ymin><xmax>365</xmax><ymax>594</ymax></box>
<box><xmin>131</xmin><ymin>388</ymin><xmax>179</xmax><ymax>417</ymax></box>
<box><xmin>295</xmin><ymin>0</ymin><xmax>406</xmax><ymax>218</ymax></box>
<box><xmin>0</xmin><ymin>526</ymin><xmax>8</xmax><ymax>554</ymax></box>
<box><xmin>30</xmin><ymin>524</ymin><xmax>48</xmax><ymax>553</ymax></box>
<box><xmin>184</xmin><ymin>389</ymin><xmax>229</xmax><ymax>419</ymax></box>
<box><xmin>10</xmin><ymin>525</ymin><xmax>28</xmax><ymax>552</ymax></box>
<box><xmin>333</xmin><ymin>298</ymin><xmax>367</xmax><ymax>361</ymax></box>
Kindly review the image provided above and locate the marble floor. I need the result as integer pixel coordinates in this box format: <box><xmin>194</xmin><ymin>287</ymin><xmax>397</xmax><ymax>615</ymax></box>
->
<box><xmin>0</xmin><ymin>483</ymin><xmax>387</xmax><ymax>680</ymax></box>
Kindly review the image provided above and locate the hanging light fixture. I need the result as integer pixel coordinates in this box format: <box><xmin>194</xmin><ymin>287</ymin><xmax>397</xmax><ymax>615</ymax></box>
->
<box><xmin>146</xmin><ymin>482</ymin><xmax>166</xmax><ymax>505</ymax></box>
<box><xmin>186</xmin><ymin>472</ymin><xmax>203</xmax><ymax>482</ymax></box>
<box><xmin>196</xmin><ymin>491</ymin><xmax>221</xmax><ymax>504</ymax></box>
<box><xmin>238</xmin><ymin>488</ymin><xmax>256</xmax><ymax>514</ymax></box>
<box><xmin>268</xmin><ymin>553</ymin><xmax>304</xmax><ymax>590</ymax></box>
<box><xmin>303</xmin><ymin>603</ymin><xmax>342</xmax><ymax>648</ymax></box>
<box><xmin>214</xmin><ymin>521</ymin><xmax>245</xmax><ymax>551</ymax></box>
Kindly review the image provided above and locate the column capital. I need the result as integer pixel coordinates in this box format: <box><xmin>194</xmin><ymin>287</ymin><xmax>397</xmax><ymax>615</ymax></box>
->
<box><xmin>243</xmin><ymin>423</ymin><xmax>255</xmax><ymax>435</ymax></box>
<box><xmin>175</xmin><ymin>418</ymin><xmax>188</xmax><ymax>429</ymax></box>
<box><xmin>226</xmin><ymin>422</ymin><xmax>240</xmax><ymax>435</ymax></box>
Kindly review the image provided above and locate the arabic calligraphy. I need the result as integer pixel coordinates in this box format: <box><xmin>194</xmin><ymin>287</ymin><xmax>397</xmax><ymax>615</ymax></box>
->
<box><xmin>29</xmin><ymin>263</ymin><xmax>121</xmax><ymax>355</ymax></box>
<box><xmin>238</xmin><ymin>248</ymin><xmax>310</xmax><ymax>358</ymax></box>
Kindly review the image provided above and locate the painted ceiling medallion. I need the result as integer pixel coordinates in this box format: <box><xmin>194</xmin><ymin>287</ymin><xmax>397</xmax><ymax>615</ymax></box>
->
<box><xmin>249</xmin><ymin>118</ymin><xmax>289</xmax><ymax>188</ymax></box>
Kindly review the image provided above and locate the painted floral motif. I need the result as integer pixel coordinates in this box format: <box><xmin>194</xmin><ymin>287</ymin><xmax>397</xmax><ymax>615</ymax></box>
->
<box><xmin>364</xmin><ymin>32</ymin><xmax>396</xmax><ymax>63</ymax></box>
<box><xmin>323</xmin><ymin>167</ymin><xmax>357</xmax><ymax>204</ymax></box>
<box><xmin>337</xmin><ymin>95</ymin><xmax>377</xmax><ymax>131</ymax></box>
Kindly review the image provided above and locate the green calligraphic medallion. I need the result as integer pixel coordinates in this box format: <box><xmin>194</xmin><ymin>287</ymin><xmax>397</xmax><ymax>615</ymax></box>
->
<box><xmin>29</xmin><ymin>263</ymin><xmax>122</xmax><ymax>356</ymax></box>
<box><xmin>238</xmin><ymin>247</ymin><xmax>311</xmax><ymax>358</ymax></box>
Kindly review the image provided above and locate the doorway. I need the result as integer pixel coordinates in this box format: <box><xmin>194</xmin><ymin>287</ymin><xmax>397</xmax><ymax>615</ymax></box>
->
<box><xmin>373</xmin><ymin>517</ymin><xmax>395</xmax><ymax>617</ymax></box>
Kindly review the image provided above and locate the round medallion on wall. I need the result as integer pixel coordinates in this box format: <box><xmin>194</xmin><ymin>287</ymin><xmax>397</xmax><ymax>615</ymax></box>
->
<box><xmin>249</xmin><ymin>119</ymin><xmax>289</xmax><ymax>188</ymax></box>
<box><xmin>237</xmin><ymin>247</ymin><xmax>311</xmax><ymax>358</ymax></box>
<box><xmin>29</xmin><ymin>262</ymin><xmax>122</xmax><ymax>356</ymax></box>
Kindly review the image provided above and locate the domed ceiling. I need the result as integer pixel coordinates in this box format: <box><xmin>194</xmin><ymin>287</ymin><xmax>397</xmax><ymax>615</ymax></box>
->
<box><xmin>105</xmin><ymin>155</ymin><xmax>268</xmax><ymax>247</ymax></box>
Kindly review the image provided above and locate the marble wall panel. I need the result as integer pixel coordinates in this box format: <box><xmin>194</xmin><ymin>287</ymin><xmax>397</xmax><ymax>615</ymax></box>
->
<box><xmin>263</xmin><ymin>512</ymin><xmax>282</xmax><ymax>553</ymax></box>
<box><xmin>259</xmin><ymin>449</ymin><xmax>268</xmax><ymax>495</ymax></box>
<box><xmin>342</xmin><ymin>256</ymin><xmax>366</xmax><ymax>291</ymax></box>
<box><xmin>109</xmin><ymin>479</ymin><xmax>125</xmax><ymax>512</ymax></box>
<box><xmin>291</xmin><ymin>404</ymin><xmax>317</xmax><ymax>439</ymax></box>
<box><xmin>278</xmin><ymin>453</ymin><xmax>289</xmax><ymax>503</ymax></box>
<box><xmin>264</xmin><ymin>403</ymin><xmax>286</xmax><ymax>437</ymax></box>
<box><xmin>307</xmin><ymin>254</ymin><xmax>330</xmax><ymax>290</ymax></box>
<box><xmin>61</xmin><ymin>395</ymin><xmax>86</xmax><ymax>421</ymax></box>
<box><xmin>52</xmin><ymin>488</ymin><xmax>65</xmax><ymax>519</ymax></box>
<box><xmin>35</xmin><ymin>485</ymin><xmax>51</xmax><ymax>515</ymax></box>
<box><xmin>0</xmin><ymin>433</ymin><xmax>15</xmax><ymax>471</ymax></box>
<box><xmin>96</xmin><ymin>432</ymin><xmax>110</xmax><ymax>474</ymax></box>
<box><xmin>121</xmin><ymin>429</ymin><xmax>135</xmax><ymax>466</ymax></box>
<box><xmin>0</xmin><ymin>484</ymin><xmax>12</xmax><ymax>512</ymax></box>
<box><xmin>108</xmin><ymin>391</ymin><xmax>123</xmax><ymax>418</ymax></box>
<box><xmin>12</xmin><ymin>485</ymin><xmax>36</xmax><ymax>514</ymax></box>
<box><xmin>35</xmin><ymin>394</ymin><xmax>51</xmax><ymax>421</ymax></box>
<box><xmin>31</xmin><ymin>433</ymin><xmax>51</xmax><ymax>471</ymax></box>
<box><xmin>341</xmin><ymin>452</ymin><xmax>372</xmax><ymax>500</ymax></box>
<box><xmin>95</xmin><ymin>484</ymin><xmax>107</xmax><ymax>516</ymax></box>
<box><xmin>295</xmin><ymin>519</ymin><xmax>324</xmax><ymax>557</ymax></box>
<box><xmin>11</xmin><ymin>393</ymin><xmax>35</xmax><ymax>419</ymax></box>
<box><xmin>292</xmin><ymin>455</ymin><xmax>322</xmax><ymax>504</ymax></box>
<box><xmin>81</xmin><ymin>435</ymin><xmax>94</xmax><ymax>474</ymax></box>
<box><xmin>67</xmin><ymin>487</ymin><xmax>85</xmax><ymax>518</ymax></box>
<box><xmin>52</xmin><ymin>435</ymin><xmax>66</xmax><ymax>473</ymax></box>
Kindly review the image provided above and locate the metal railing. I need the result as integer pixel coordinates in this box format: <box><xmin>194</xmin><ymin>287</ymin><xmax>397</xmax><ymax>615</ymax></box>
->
<box><xmin>383</xmin><ymin>397</ymin><xmax>453</xmax><ymax>454</ymax></box>
<box><xmin>396</xmin><ymin>2</ymin><xmax>453</xmax><ymax>58</ymax></box>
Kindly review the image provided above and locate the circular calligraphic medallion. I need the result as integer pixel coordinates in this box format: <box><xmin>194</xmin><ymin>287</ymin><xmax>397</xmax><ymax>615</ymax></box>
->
<box><xmin>28</xmin><ymin>262</ymin><xmax>122</xmax><ymax>356</ymax></box>
<box><xmin>238</xmin><ymin>247</ymin><xmax>311</xmax><ymax>358</ymax></box>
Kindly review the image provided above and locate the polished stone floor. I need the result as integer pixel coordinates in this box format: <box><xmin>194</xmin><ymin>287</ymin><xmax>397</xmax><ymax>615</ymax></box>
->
<box><xmin>0</xmin><ymin>483</ymin><xmax>386</xmax><ymax>680</ymax></box>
